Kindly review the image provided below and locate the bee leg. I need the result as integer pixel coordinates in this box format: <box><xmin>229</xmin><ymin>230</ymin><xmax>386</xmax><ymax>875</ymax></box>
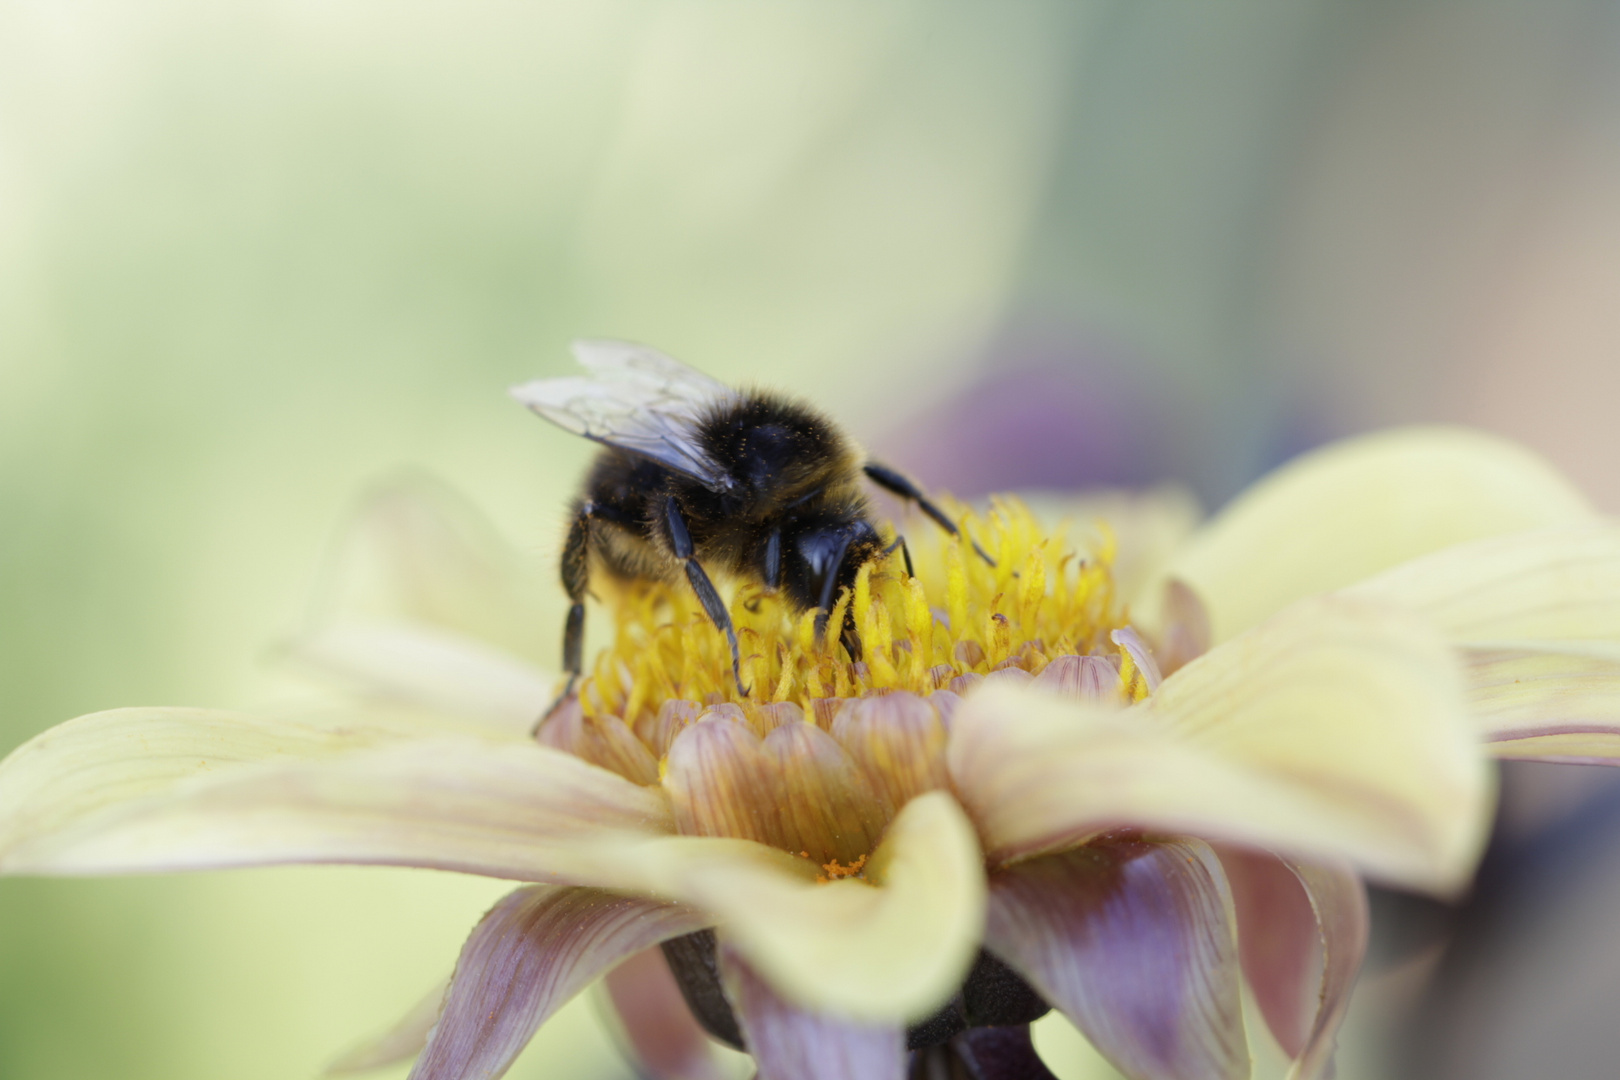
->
<box><xmin>862</xmin><ymin>461</ymin><xmax>997</xmax><ymax>568</ymax></box>
<box><xmin>534</xmin><ymin>502</ymin><xmax>595</xmax><ymax>734</ymax></box>
<box><xmin>664</xmin><ymin>496</ymin><xmax>749</xmax><ymax>696</ymax></box>
<box><xmin>882</xmin><ymin>533</ymin><xmax>914</xmax><ymax>578</ymax></box>
<box><xmin>743</xmin><ymin>529</ymin><xmax>782</xmax><ymax>614</ymax></box>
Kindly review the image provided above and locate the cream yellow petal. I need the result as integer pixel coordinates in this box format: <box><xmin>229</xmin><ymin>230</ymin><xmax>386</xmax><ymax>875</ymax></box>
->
<box><xmin>621</xmin><ymin>792</ymin><xmax>986</xmax><ymax>1022</ymax></box>
<box><xmin>1345</xmin><ymin>523</ymin><xmax>1620</xmax><ymax>761</ymax></box>
<box><xmin>1345</xmin><ymin>522</ymin><xmax>1620</xmax><ymax>641</ymax></box>
<box><xmin>0</xmin><ymin>708</ymin><xmax>671</xmax><ymax>879</ymax></box>
<box><xmin>1150</xmin><ymin>428</ymin><xmax>1595</xmax><ymax>643</ymax></box>
<box><xmin>310</xmin><ymin>476</ymin><xmax>554</xmax><ymax>667</ymax></box>
<box><xmin>950</xmin><ymin>597</ymin><xmax>1489</xmax><ymax>894</ymax></box>
<box><xmin>1462</xmin><ymin>642</ymin><xmax>1620</xmax><ymax>762</ymax></box>
<box><xmin>289</xmin><ymin>620</ymin><xmax>554</xmax><ymax>732</ymax></box>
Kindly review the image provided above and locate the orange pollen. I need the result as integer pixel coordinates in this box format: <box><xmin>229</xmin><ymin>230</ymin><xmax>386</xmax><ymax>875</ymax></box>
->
<box><xmin>816</xmin><ymin>854</ymin><xmax>869</xmax><ymax>884</ymax></box>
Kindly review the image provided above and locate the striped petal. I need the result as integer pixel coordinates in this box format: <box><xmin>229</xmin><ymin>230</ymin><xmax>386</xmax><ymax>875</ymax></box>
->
<box><xmin>949</xmin><ymin>596</ymin><xmax>1487</xmax><ymax>893</ymax></box>
<box><xmin>0</xmin><ymin>707</ymin><xmax>672</xmax><ymax>881</ymax></box>
<box><xmin>984</xmin><ymin>837</ymin><xmax>1247</xmax><ymax>1080</ymax></box>
<box><xmin>1347</xmin><ymin>523</ymin><xmax>1620</xmax><ymax>761</ymax></box>
<box><xmin>1219</xmin><ymin>850</ymin><xmax>1368</xmax><ymax>1080</ymax></box>
<box><xmin>1463</xmin><ymin>642</ymin><xmax>1620</xmax><ymax>762</ymax></box>
<box><xmin>410</xmin><ymin>886</ymin><xmax>708</xmax><ymax>1080</ymax></box>
<box><xmin>719</xmin><ymin>945</ymin><xmax>905</xmax><ymax>1080</ymax></box>
<box><xmin>1218</xmin><ymin>850</ymin><xmax>1317</xmax><ymax>1059</ymax></box>
<box><xmin>1283</xmin><ymin>861</ymin><xmax>1367</xmax><ymax>1080</ymax></box>
<box><xmin>1346</xmin><ymin>522</ymin><xmax>1620</xmax><ymax>641</ymax></box>
<box><xmin>1152</xmin><ymin>428</ymin><xmax>1594</xmax><ymax>643</ymax></box>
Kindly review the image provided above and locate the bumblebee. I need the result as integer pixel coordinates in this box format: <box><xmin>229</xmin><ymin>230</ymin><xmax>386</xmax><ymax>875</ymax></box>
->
<box><xmin>510</xmin><ymin>340</ymin><xmax>980</xmax><ymax>698</ymax></box>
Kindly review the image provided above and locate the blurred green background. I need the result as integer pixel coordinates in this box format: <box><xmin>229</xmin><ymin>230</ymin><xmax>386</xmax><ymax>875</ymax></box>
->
<box><xmin>5</xmin><ymin>2</ymin><xmax>1620</xmax><ymax>1078</ymax></box>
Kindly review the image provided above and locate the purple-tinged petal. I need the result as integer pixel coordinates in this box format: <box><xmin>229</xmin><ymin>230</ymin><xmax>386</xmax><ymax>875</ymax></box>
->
<box><xmin>602</xmin><ymin>948</ymin><xmax>728</xmax><ymax>1080</ymax></box>
<box><xmin>1284</xmin><ymin>861</ymin><xmax>1368</xmax><ymax>1080</ymax></box>
<box><xmin>984</xmin><ymin>837</ymin><xmax>1247</xmax><ymax>1080</ymax></box>
<box><xmin>1110</xmin><ymin>627</ymin><xmax>1163</xmax><ymax>692</ymax></box>
<box><xmin>328</xmin><ymin>977</ymin><xmax>449</xmax><ymax>1075</ymax></box>
<box><xmin>1218</xmin><ymin>849</ymin><xmax>1319</xmax><ymax>1059</ymax></box>
<box><xmin>749</xmin><ymin>701</ymin><xmax>806</xmax><ymax>737</ymax></box>
<box><xmin>663</xmin><ymin>717</ymin><xmax>782</xmax><ymax>846</ymax></box>
<box><xmin>984</xmin><ymin>665</ymin><xmax>1035</xmax><ymax>687</ymax></box>
<box><xmin>927</xmin><ymin>690</ymin><xmax>965</xmax><ymax>730</ymax></box>
<box><xmin>1034</xmin><ymin>655</ymin><xmax>1121</xmax><ymax>703</ymax></box>
<box><xmin>1158</xmin><ymin>579</ymin><xmax>1213</xmax><ymax>677</ymax></box>
<box><xmin>638</xmin><ymin>700</ymin><xmax>704</xmax><ymax>758</ymax></box>
<box><xmin>953</xmin><ymin>1026</ymin><xmax>1059</xmax><ymax>1080</ymax></box>
<box><xmin>410</xmin><ymin>886</ymin><xmax>709</xmax><ymax>1080</ymax></box>
<box><xmin>830</xmin><ymin>692</ymin><xmax>948</xmax><ymax>812</ymax></box>
<box><xmin>536</xmin><ymin>697</ymin><xmax>660</xmax><ymax>785</ymax></box>
<box><xmin>718</xmin><ymin>944</ymin><xmax>905</xmax><ymax>1080</ymax></box>
<box><xmin>1213</xmin><ymin>848</ymin><xmax>1368</xmax><ymax>1080</ymax></box>
<box><xmin>763</xmin><ymin>721</ymin><xmax>887</xmax><ymax>866</ymax></box>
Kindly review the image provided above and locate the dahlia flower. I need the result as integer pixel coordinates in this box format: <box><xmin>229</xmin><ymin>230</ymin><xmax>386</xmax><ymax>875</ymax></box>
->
<box><xmin>2</xmin><ymin>426</ymin><xmax>1616</xmax><ymax>1080</ymax></box>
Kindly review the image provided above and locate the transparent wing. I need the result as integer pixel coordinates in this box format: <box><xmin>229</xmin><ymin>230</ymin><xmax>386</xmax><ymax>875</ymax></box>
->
<box><xmin>509</xmin><ymin>339</ymin><xmax>738</xmax><ymax>491</ymax></box>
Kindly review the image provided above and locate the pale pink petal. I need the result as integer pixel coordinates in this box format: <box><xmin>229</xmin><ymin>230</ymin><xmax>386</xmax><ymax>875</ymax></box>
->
<box><xmin>1205</xmin><ymin>849</ymin><xmax>1370</xmax><ymax>1080</ymax></box>
<box><xmin>1153</xmin><ymin>427</ymin><xmax>1595</xmax><ymax>643</ymax></box>
<box><xmin>1158</xmin><ymin>578</ymin><xmax>1213</xmax><ymax>676</ymax></box>
<box><xmin>718</xmin><ymin>944</ymin><xmax>905</xmax><ymax>1080</ymax></box>
<box><xmin>763</xmin><ymin>721</ymin><xmax>887</xmax><ymax>866</ymax></box>
<box><xmin>950</xmin><ymin>597</ymin><xmax>1487</xmax><ymax>893</ymax></box>
<box><xmin>327</xmin><ymin>977</ymin><xmax>449</xmax><ymax>1075</ymax></box>
<box><xmin>1034</xmin><ymin>655</ymin><xmax>1121</xmax><ymax>703</ymax></box>
<box><xmin>1218</xmin><ymin>849</ymin><xmax>1318</xmax><ymax>1058</ymax></box>
<box><xmin>662</xmin><ymin>716</ymin><xmax>782</xmax><ymax>847</ymax></box>
<box><xmin>984</xmin><ymin>836</ymin><xmax>1247</xmax><ymax>1080</ymax></box>
<box><xmin>830</xmin><ymin>692</ymin><xmax>949</xmax><ymax>812</ymax></box>
<box><xmin>601</xmin><ymin>948</ymin><xmax>729</xmax><ymax>1080</ymax></box>
<box><xmin>1282</xmin><ymin>861</ymin><xmax>1368</xmax><ymax>1080</ymax></box>
<box><xmin>1110</xmin><ymin>626</ymin><xmax>1164</xmax><ymax>691</ymax></box>
<box><xmin>410</xmin><ymin>886</ymin><xmax>709</xmax><ymax>1080</ymax></box>
<box><xmin>0</xmin><ymin>708</ymin><xmax>673</xmax><ymax>881</ymax></box>
<box><xmin>536</xmin><ymin>697</ymin><xmax>660</xmax><ymax>785</ymax></box>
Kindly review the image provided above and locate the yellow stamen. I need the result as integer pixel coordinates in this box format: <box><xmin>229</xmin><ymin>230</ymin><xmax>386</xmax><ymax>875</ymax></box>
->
<box><xmin>572</xmin><ymin>496</ymin><xmax>1135</xmax><ymax>725</ymax></box>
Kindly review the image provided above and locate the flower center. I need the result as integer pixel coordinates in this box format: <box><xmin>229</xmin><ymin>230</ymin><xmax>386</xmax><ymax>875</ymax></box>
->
<box><xmin>538</xmin><ymin>497</ymin><xmax>1150</xmax><ymax>867</ymax></box>
<box><xmin>580</xmin><ymin>496</ymin><xmax>1134</xmax><ymax>720</ymax></box>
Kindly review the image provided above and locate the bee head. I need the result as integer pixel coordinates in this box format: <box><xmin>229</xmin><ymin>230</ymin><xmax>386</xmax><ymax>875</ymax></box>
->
<box><xmin>789</xmin><ymin>519</ymin><xmax>882</xmax><ymax>654</ymax></box>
